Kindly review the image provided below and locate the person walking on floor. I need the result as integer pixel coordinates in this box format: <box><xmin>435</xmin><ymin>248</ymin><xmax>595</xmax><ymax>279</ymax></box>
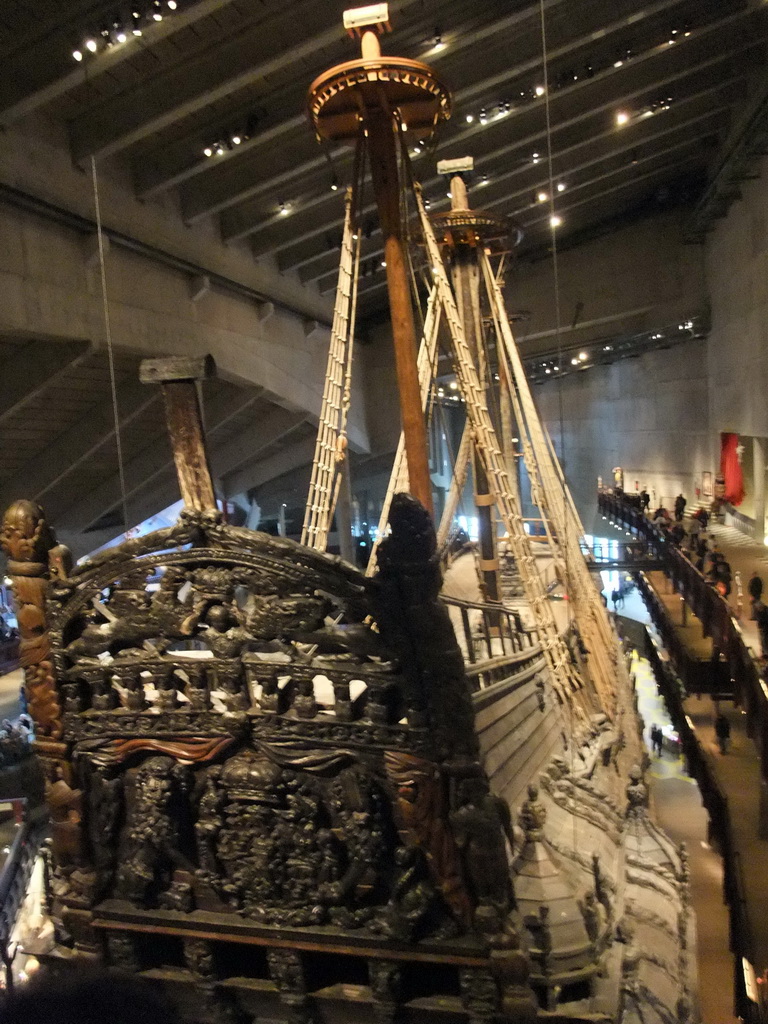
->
<box><xmin>749</xmin><ymin>571</ymin><xmax>764</xmax><ymax>619</ymax></box>
<box><xmin>714</xmin><ymin>711</ymin><xmax>731</xmax><ymax>754</ymax></box>
<box><xmin>755</xmin><ymin>599</ymin><xmax>768</xmax><ymax>658</ymax></box>
<box><xmin>674</xmin><ymin>493</ymin><xmax>687</xmax><ymax>522</ymax></box>
<box><xmin>650</xmin><ymin>724</ymin><xmax>663</xmax><ymax>756</ymax></box>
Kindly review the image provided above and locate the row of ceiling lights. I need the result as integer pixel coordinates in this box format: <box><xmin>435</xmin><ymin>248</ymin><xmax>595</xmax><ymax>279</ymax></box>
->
<box><xmin>72</xmin><ymin>2</ymin><xmax>178</xmax><ymax>61</ymax></box>
<box><xmin>268</xmin><ymin>17</ymin><xmax>692</xmax><ymax>239</ymax></box>
<box><xmin>454</xmin><ymin>22</ymin><xmax>692</xmax><ymax>132</ymax></box>
<box><xmin>525</xmin><ymin>316</ymin><xmax>705</xmax><ymax>383</ymax></box>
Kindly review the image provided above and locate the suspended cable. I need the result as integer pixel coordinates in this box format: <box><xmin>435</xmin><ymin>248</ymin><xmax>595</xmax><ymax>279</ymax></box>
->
<box><xmin>90</xmin><ymin>155</ymin><xmax>129</xmax><ymax>534</ymax></box>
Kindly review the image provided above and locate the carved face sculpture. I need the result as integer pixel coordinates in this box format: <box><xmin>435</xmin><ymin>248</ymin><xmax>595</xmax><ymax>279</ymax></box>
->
<box><xmin>0</xmin><ymin>500</ymin><xmax>45</xmax><ymax>561</ymax></box>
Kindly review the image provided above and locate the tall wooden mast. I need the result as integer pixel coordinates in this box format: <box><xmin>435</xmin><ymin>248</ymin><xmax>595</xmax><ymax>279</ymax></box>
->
<box><xmin>431</xmin><ymin>160</ymin><xmax>511</xmax><ymax>605</ymax></box>
<box><xmin>307</xmin><ymin>5</ymin><xmax>451</xmax><ymax>517</ymax></box>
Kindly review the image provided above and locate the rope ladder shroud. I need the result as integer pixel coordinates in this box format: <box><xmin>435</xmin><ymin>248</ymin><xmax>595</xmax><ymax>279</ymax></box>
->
<box><xmin>302</xmin><ymin>186</ymin><xmax>360</xmax><ymax>551</ymax></box>
<box><xmin>480</xmin><ymin>252</ymin><xmax>619</xmax><ymax>713</ymax></box>
<box><xmin>413</xmin><ymin>184</ymin><xmax>579</xmax><ymax>707</ymax></box>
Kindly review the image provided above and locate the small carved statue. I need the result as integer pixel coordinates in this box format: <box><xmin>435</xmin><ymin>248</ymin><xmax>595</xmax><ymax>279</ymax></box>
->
<box><xmin>625</xmin><ymin>764</ymin><xmax>648</xmax><ymax>817</ymax></box>
<box><xmin>518</xmin><ymin>782</ymin><xmax>547</xmax><ymax>842</ymax></box>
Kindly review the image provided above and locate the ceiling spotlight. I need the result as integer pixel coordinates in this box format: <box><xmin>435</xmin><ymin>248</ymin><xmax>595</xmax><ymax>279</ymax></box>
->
<box><xmin>446</xmin><ymin>190</ymin><xmax>452</xmax><ymax>198</ymax></box>
<box><xmin>553</xmin><ymin>365</ymin><xmax>559</xmax><ymax>371</ymax></box>
<box><xmin>571</xmin><ymin>357</ymin><xmax>580</xmax><ymax>365</ymax></box>
<box><xmin>231</xmin><ymin>135</ymin><xmax>242</xmax><ymax>145</ymax></box>
<box><xmin>535</xmin><ymin>85</ymin><xmax>545</xmax><ymax>97</ymax></box>
<box><xmin>330</xmin><ymin>176</ymin><xmax>339</xmax><ymax>191</ymax></box>
<box><xmin>557</xmin><ymin>181</ymin><xmax>566</xmax><ymax>192</ymax></box>
<box><xmin>424</xmin><ymin>198</ymin><xmax>431</xmax><ymax>209</ymax></box>
<box><xmin>152</xmin><ymin>0</ymin><xmax>163</xmax><ymax>19</ymax></box>
<box><xmin>614</xmin><ymin>59</ymin><xmax>623</xmax><ymax>67</ymax></box>
<box><xmin>380</xmin><ymin>260</ymin><xmax>387</xmax><ymax>268</ymax></box>
<box><xmin>616</xmin><ymin>111</ymin><xmax>630</xmax><ymax>126</ymax></box>
<box><xmin>466</xmin><ymin>114</ymin><xmax>474</xmax><ymax>123</ymax></box>
<box><xmin>479</xmin><ymin>174</ymin><xmax>489</xmax><ymax>186</ymax></box>
<box><xmin>203</xmin><ymin>146</ymin><xmax>213</xmax><ymax>157</ymax></box>
<box><xmin>72</xmin><ymin>48</ymin><xmax>83</xmax><ymax>61</ymax></box>
<box><xmin>85</xmin><ymin>37</ymin><xmax>98</xmax><ymax>52</ymax></box>
<box><xmin>449</xmin><ymin>381</ymin><xmax>458</xmax><ymax>390</ymax></box>
<box><xmin>537</xmin><ymin>191</ymin><xmax>548</xmax><ymax>203</ymax></box>
<box><xmin>550</xmin><ymin>214</ymin><xmax>562</xmax><ymax>228</ymax></box>
<box><xmin>603</xmin><ymin>344</ymin><xmax>613</xmax><ymax>351</ymax></box>
<box><xmin>479</xmin><ymin>109</ymin><xmax>487</xmax><ymax>124</ymax></box>
<box><xmin>532</xmin><ymin>152</ymin><xmax>540</xmax><ymax>164</ymax></box>
<box><xmin>578</xmin><ymin>351</ymin><xmax>587</xmax><ymax>360</ymax></box>
<box><xmin>167</xmin><ymin>0</ymin><xmax>178</xmax><ymax>7</ymax></box>
<box><xmin>279</xmin><ymin>202</ymin><xmax>290</xmax><ymax>216</ymax></box>
<box><xmin>545</xmin><ymin>368</ymin><xmax>551</xmax><ymax>374</ymax></box>
<box><xmin>215</xmin><ymin>144</ymin><xmax>225</xmax><ymax>156</ymax></box>
<box><xmin>433</xmin><ymin>28</ymin><xmax>446</xmax><ymax>52</ymax></box>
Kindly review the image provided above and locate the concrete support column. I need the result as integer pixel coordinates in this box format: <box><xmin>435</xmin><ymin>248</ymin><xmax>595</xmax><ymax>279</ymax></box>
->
<box><xmin>754</xmin><ymin>437</ymin><xmax>765</xmax><ymax>545</ymax></box>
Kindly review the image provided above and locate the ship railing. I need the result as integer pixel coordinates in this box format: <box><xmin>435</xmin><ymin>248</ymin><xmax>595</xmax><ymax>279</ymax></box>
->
<box><xmin>442</xmin><ymin>594</ymin><xmax>540</xmax><ymax>690</ymax></box>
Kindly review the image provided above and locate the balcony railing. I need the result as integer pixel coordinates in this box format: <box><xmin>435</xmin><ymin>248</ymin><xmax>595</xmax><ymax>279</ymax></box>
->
<box><xmin>599</xmin><ymin>491</ymin><xmax>768</xmax><ymax>791</ymax></box>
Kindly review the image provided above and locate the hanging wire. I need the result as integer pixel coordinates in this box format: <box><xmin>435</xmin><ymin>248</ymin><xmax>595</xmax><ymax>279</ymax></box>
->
<box><xmin>90</xmin><ymin>155</ymin><xmax>129</xmax><ymax>533</ymax></box>
<box><xmin>538</xmin><ymin>0</ymin><xmax>572</xmax><ymax>625</ymax></box>
<box><xmin>540</xmin><ymin>0</ymin><xmax>589</xmax><ymax>847</ymax></box>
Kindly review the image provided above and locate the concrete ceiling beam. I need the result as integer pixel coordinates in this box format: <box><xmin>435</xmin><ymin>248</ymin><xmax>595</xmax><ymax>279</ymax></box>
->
<box><xmin>222</xmin><ymin>0</ymin><xmax>713</xmax><ymax>247</ymax></box>
<box><xmin>136</xmin><ymin>0</ymin><xmax>569</xmax><ymax>205</ymax></box>
<box><xmin>68</xmin><ymin>0</ymin><xmax>420</xmax><ymax>163</ymax></box>
<box><xmin>222</xmin><ymin>435</ymin><xmax>317</xmax><ymax>498</ymax></box>
<box><xmin>209</xmin><ymin>407</ymin><xmax>309</xmax><ymax>481</ymax></box>
<box><xmin>0</xmin><ymin>338</ymin><xmax>90</xmax><ymax>428</ymax></box>
<box><xmin>273</xmin><ymin>29</ymin><xmax>758</xmax><ymax>271</ymax></box>
<box><xmin>0</xmin><ymin>379</ymin><xmax>159</xmax><ymax>512</ymax></box>
<box><xmin>310</xmin><ymin>96</ymin><xmax>733</xmax><ymax>292</ymax></box>
<box><xmin>0</xmin><ymin>0</ymin><xmax>234</xmax><ymax>126</ymax></box>
<box><xmin>54</xmin><ymin>384</ymin><xmax>260</xmax><ymax>533</ymax></box>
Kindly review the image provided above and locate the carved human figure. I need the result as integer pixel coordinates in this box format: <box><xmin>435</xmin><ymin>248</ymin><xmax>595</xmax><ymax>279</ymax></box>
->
<box><xmin>195</xmin><ymin>767</ymin><xmax>223</xmax><ymax>878</ymax></box>
<box><xmin>379</xmin><ymin>846</ymin><xmax>454</xmax><ymax>942</ymax></box>
<box><xmin>116</xmin><ymin>756</ymin><xmax>184</xmax><ymax>905</ymax></box>
<box><xmin>625</xmin><ymin>764</ymin><xmax>648</xmax><ymax>817</ymax></box>
<box><xmin>0</xmin><ymin>500</ymin><xmax>63</xmax><ymax>739</ymax></box>
<box><xmin>518</xmin><ymin>783</ymin><xmax>547</xmax><ymax>842</ymax></box>
<box><xmin>578</xmin><ymin>889</ymin><xmax>603</xmax><ymax>944</ymax></box>
<box><xmin>591</xmin><ymin>851</ymin><xmax>612</xmax><ymax>918</ymax></box>
<box><xmin>450</xmin><ymin>776</ymin><xmax>515</xmax><ymax>914</ymax></box>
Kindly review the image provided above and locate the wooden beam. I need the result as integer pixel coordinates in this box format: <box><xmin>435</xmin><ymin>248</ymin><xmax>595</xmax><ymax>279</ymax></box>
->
<box><xmin>139</xmin><ymin>356</ymin><xmax>217</xmax><ymax>513</ymax></box>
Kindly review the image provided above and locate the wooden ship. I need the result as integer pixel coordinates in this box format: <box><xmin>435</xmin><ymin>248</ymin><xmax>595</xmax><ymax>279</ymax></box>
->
<box><xmin>1</xmin><ymin>7</ymin><xmax>696</xmax><ymax>1023</ymax></box>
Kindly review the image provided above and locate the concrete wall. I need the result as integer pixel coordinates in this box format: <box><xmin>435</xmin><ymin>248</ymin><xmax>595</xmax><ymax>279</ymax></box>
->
<box><xmin>505</xmin><ymin>208</ymin><xmax>707</xmax><ymax>358</ymax></box>
<box><xmin>0</xmin><ymin>112</ymin><xmax>369</xmax><ymax>454</ymax></box>
<box><xmin>705</xmin><ymin>154</ymin><xmax>768</xmax><ymax>439</ymax></box>
<box><xmin>533</xmin><ymin>337</ymin><xmax>713</xmax><ymax>529</ymax></box>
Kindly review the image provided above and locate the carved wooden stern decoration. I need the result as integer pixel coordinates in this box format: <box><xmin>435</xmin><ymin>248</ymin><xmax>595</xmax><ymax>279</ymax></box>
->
<box><xmin>2</xmin><ymin>356</ymin><xmax>532</xmax><ymax>1023</ymax></box>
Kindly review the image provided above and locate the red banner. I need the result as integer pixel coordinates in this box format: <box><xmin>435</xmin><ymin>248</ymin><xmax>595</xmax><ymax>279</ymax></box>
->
<box><xmin>720</xmin><ymin>432</ymin><xmax>745</xmax><ymax>506</ymax></box>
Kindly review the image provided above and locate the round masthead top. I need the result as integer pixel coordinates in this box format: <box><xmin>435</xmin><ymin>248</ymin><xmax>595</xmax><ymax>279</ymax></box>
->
<box><xmin>308</xmin><ymin>56</ymin><xmax>451</xmax><ymax>142</ymax></box>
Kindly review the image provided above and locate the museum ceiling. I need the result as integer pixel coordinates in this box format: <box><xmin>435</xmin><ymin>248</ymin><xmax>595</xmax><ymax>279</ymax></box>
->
<box><xmin>1</xmin><ymin>0</ymin><xmax>765</xmax><ymax>317</ymax></box>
